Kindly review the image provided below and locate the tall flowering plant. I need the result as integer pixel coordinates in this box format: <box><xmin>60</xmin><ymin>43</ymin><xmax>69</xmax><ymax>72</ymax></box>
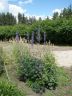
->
<box><xmin>31</xmin><ymin>31</ymin><xmax>34</xmax><ymax>46</ymax></box>
<box><xmin>15</xmin><ymin>32</ymin><xmax>20</xmax><ymax>42</ymax></box>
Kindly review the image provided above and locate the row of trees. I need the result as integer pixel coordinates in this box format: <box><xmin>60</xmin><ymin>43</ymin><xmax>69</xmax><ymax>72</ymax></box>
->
<box><xmin>0</xmin><ymin>13</ymin><xmax>38</xmax><ymax>25</ymax></box>
<box><xmin>0</xmin><ymin>13</ymin><xmax>16</xmax><ymax>25</ymax></box>
<box><xmin>18</xmin><ymin>13</ymin><xmax>37</xmax><ymax>24</ymax></box>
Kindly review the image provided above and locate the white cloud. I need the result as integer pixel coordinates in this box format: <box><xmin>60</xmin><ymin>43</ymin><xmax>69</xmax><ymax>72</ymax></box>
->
<box><xmin>0</xmin><ymin>0</ymin><xmax>26</xmax><ymax>15</ymax></box>
<box><xmin>52</xmin><ymin>9</ymin><xmax>62</xmax><ymax>15</ymax></box>
<box><xmin>18</xmin><ymin>1</ymin><xmax>24</xmax><ymax>6</ymax></box>
<box><xmin>23</xmin><ymin>0</ymin><xmax>32</xmax><ymax>4</ymax></box>
<box><xmin>26</xmin><ymin>14</ymin><xmax>52</xmax><ymax>20</ymax></box>
<box><xmin>0</xmin><ymin>0</ymin><xmax>9</xmax><ymax>13</ymax></box>
<box><xmin>34</xmin><ymin>15</ymin><xmax>46</xmax><ymax>20</ymax></box>
<box><xmin>9</xmin><ymin>4</ymin><xmax>27</xmax><ymax>22</ymax></box>
<box><xmin>0</xmin><ymin>0</ymin><xmax>26</xmax><ymax>18</ymax></box>
<box><xmin>48</xmin><ymin>16</ymin><xmax>52</xmax><ymax>19</ymax></box>
<box><xmin>18</xmin><ymin>0</ymin><xmax>32</xmax><ymax>6</ymax></box>
<box><xmin>9</xmin><ymin>4</ymin><xmax>26</xmax><ymax>17</ymax></box>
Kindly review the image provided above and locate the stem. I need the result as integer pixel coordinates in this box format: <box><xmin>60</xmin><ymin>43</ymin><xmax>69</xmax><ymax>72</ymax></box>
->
<box><xmin>4</xmin><ymin>62</ymin><xmax>10</xmax><ymax>81</ymax></box>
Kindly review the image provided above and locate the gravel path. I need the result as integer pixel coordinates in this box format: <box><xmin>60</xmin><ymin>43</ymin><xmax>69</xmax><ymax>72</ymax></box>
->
<box><xmin>53</xmin><ymin>50</ymin><xmax>72</xmax><ymax>67</ymax></box>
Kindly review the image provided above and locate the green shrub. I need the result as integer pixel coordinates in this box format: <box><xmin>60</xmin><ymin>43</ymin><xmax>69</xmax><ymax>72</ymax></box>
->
<box><xmin>27</xmin><ymin>80</ymin><xmax>45</xmax><ymax>94</ymax></box>
<box><xmin>0</xmin><ymin>47</ymin><xmax>4</xmax><ymax>75</ymax></box>
<box><xmin>13</xmin><ymin>43</ymin><xmax>58</xmax><ymax>93</ymax></box>
<box><xmin>42</xmin><ymin>52</ymin><xmax>58</xmax><ymax>90</ymax></box>
<box><xmin>0</xmin><ymin>81</ymin><xmax>25</xmax><ymax>96</ymax></box>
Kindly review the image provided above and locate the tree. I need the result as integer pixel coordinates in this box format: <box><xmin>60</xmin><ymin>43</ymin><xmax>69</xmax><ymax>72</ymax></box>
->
<box><xmin>53</xmin><ymin>12</ymin><xmax>59</xmax><ymax>20</ymax></box>
<box><xmin>18</xmin><ymin>13</ymin><xmax>23</xmax><ymax>24</ymax></box>
<box><xmin>22</xmin><ymin>14</ymin><xmax>26</xmax><ymax>24</ymax></box>
<box><xmin>6</xmin><ymin>12</ymin><xmax>16</xmax><ymax>25</ymax></box>
<box><xmin>60</xmin><ymin>5</ymin><xmax>72</xmax><ymax>19</ymax></box>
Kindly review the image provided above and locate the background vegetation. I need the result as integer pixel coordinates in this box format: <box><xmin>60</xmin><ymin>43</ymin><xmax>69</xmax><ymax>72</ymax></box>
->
<box><xmin>0</xmin><ymin>5</ymin><xmax>72</xmax><ymax>45</ymax></box>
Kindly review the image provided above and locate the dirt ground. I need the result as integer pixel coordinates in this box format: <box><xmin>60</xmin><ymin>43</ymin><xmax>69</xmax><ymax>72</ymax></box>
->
<box><xmin>49</xmin><ymin>46</ymin><xmax>72</xmax><ymax>67</ymax></box>
<box><xmin>53</xmin><ymin>50</ymin><xmax>72</xmax><ymax>67</ymax></box>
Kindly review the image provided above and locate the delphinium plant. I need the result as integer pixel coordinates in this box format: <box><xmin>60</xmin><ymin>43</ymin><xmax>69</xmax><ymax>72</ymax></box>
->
<box><xmin>31</xmin><ymin>31</ymin><xmax>34</xmax><ymax>46</ymax></box>
<box><xmin>27</xmin><ymin>32</ymin><xmax>29</xmax><ymax>43</ymax></box>
<box><xmin>37</xmin><ymin>26</ymin><xmax>41</xmax><ymax>44</ymax></box>
<box><xmin>15</xmin><ymin>32</ymin><xmax>20</xmax><ymax>42</ymax></box>
<box><xmin>44</xmin><ymin>32</ymin><xmax>46</xmax><ymax>45</ymax></box>
<box><xmin>43</xmin><ymin>32</ymin><xmax>47</xmax><ymax>54</ymax></box>
<box><xmin>35</xmin><ymin>26</ymin><xmax>42</xmax><ymax>58</ymax></box>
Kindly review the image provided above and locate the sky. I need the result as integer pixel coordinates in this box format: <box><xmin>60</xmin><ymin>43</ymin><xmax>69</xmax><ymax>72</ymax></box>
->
<box><xmin>0</xmin><ymin>0</ymin><xmax>72</xmax><ymax>19</ymax></box>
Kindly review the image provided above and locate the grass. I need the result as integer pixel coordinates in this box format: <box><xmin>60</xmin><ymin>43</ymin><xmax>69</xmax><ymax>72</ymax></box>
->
<box><xmin>0</xmin><ymin>41</ymin><xmax>72</xmax><ymax>96</ymax></box>
<box><xmin>43</xmin><ymin>67</ymin><xmax>72</xmax><ymax>96</ymax></box>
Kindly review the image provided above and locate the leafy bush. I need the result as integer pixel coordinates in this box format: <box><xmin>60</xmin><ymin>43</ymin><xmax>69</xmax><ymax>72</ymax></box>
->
<box><xmin>0</xmin><ymin>47</ymin><xmax>4</xmax><ymax>75</ymax></box>
<box><xmin>13</xmin><ymin>43</ymin><xmax>58</xmax><ymax>93</ymax></box>
<box><xmin>27</xmin><ymin>80</ymin><xmax>45</xmax><ymax>94</ymax></box>
<box><xmin>42</xmin><ymin>53</ymin><xmax>58</xmax><ymax>90</ymax></box>
<box><xmin>0</xmin><ymin>81</ymin><xmax>25</xmax><ymax>96</ymax></box>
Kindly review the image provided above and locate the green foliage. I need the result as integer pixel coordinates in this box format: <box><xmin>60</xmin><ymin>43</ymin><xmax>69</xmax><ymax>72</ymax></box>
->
<box><xmin>0</xmin><ymin>81</ymin><xmax>25</xmax><ymax>96</ymax></box>
<box><xmin>0</xmin><ymin>47</ymin><xmax>4</xmax><ymax>75</ymax></box>
<box><xmin>0</xmin><ymin>24</ymin><xmax>29</xmax><ymax>41</ymax></box>
<box><xmin>57</xmin><ymin>67</ymin><xmax>70</xmax><ymax>86</ymax></box>
<box><xmin>18</xmin><ymin>13</ymin><xmax>36</xmax><ymax>24</ymax></box>
<box><xmin>42</xmin><ymin>53</ymin><xmax>58</xmax><ymax>90</ymax></box>
<box><xmin>53</xmin><ymin>12</ymin><xmax>59</xmax><ymax>20</ymax></box>
<box><xmin>27</xmin><ymin>80</ymin><xmax>45</xmax><ymax>94</ymax></box>
<box><xmin>13</xmin><ymin>43</ymin><xmax>58</xmax><ymax>93</ymax></box>
<box><xmin>60</xmin><ymin>5</ymin><xmax>72</xmax><ymax>19</ymax></box>
<box><xmin>43</xmin><ymin>67</ymin><xmax>72</xmax><ymax>96</ymax></box>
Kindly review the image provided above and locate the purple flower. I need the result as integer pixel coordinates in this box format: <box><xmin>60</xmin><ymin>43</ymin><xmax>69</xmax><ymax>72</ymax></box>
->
<box><xmin>15</xmin><ymin>32</ymin><xmax>19</xmax><ymax>42</ymax></box>
<box><xmin>27</xmin><ymin>32</ymin><xmax>29</xmax><ymax>43</ymax></box>
<box><xmin>37</xmin><ymin>27</ymin><xmax>40</xmax><ymax>43</ymax></box>
<box><xmin>31</xmin><ymin>31</ymin><xmax>34</xmax><ymax>46</ymax></box>
<box><xmin>44</xmin><ymin>32</ymin><xmax>46</xmax><ymax>45</ymax></box>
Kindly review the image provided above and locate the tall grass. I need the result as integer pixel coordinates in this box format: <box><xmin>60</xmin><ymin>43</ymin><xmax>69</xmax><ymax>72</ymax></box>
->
<box><xmin>0</xmin><ymin>46</ymin><xmax>12</xmax><ymax>81</ymax></box>
<box><xmin>0</xmin><ymin>80</ymin><xmax>25</xmax><ymax>96</ymax></box>
<box><xmin>0</xmin><ymin>47</ymin><xmax>4</xmax><ymax>75</ymax></box>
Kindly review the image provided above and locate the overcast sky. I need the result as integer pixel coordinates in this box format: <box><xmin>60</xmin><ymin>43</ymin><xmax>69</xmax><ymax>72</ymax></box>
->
<box><xmin>0</xmin><ymin>0</ymin><xmax>72</xmax><ymax>19</ymax></box>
